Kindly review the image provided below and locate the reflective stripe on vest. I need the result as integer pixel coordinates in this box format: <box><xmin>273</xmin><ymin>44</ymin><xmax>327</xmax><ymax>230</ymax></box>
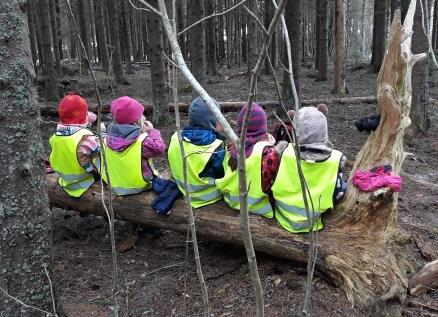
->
<box><xmin>272</xmin><ymin>144</ymin><xmax>343</xmax><ymax>233</ymax></box>
<box><xmin>215</xmin><ymin>141</ymin><xmax>273</xmax><ymax>218</ymax></box>
<box><xmin>100</xmin><ymin>133</ymin><xmax>157</xmax><ymax>196</ymax></box>
<box><xmin>49</xmin><ymin>129</ymin><xmax>95</xmax><ymax>198</ymax></box>
<box><xmin>167</xmin><ymin>132</ymin><xmax>223</xmax><ymax>208</ymax></box>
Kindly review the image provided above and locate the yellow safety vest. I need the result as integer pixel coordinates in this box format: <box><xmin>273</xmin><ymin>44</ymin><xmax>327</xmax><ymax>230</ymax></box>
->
<box><xmin>216</xmin><ymin>141</ymin><xmax>273</xmax><ymax>218</ymax></box>
<box><xmin>100</xmin><ymin>133</ymin><xmax>158</xmax><ymax>196</ymax></box>
<box><xmin>49</xmin><ymin>129</ymin><xmax>95</xmax><ymax>197</ymax></box>
<box><xmin>167</xmin><ymin>132</ymin><xmax>223</xmax><ymax>208</ymax></box>
<box><xmin>271</xmin><ymin>144</ymin><xmax>343</xmax><ymax>233</ymax></box>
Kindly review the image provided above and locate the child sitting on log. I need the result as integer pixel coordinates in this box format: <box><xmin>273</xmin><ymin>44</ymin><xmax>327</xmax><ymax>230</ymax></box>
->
<box><xmin>168</xmin><ymin>97</ymin><xmax>225</xmax><ymax>208</ymax></box>
<box><xmin>271</xmin><ymin>104</ymin><xmax>347</xmax><ymax>233</ymax></box>
<box><xmin>216</xmin><ymin>102</ymin><xmax>279</xmax><ymax>218</ymax></box>
<box><xmin>100</xmin><ymin>96</ymin><xmax>166</xmax><ymax>196</ymax></box>
<box><xmin>49</xmin><ymin>92</ymin><xmax>100</xmax><ymax>197</ymax></box>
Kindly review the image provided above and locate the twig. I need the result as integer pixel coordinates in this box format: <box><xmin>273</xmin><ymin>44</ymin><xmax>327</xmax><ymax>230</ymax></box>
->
<box><xmin>144</xmin><ymin>262</ymin><xmax>186</xmax><ymax>277</ymax></box>
<box><xmin>178</xmin><ymin>0</ymin><xmax>247</xmax><ymax>35</ymax></box>
<box><xmin>44</xmin><ymin>265</ymin><xmax>59</xmax><ymax>317</ymax></box>
<box><xmin>243</xmin><ymin>5</ymin><xmax>268</xmax><ymax>35</ymax></box>
<box><xmin>65</xmin><ymin>1</ymin><xmax>119</xmax><ymax>316</ymax></box>
<box><xmin>0</xmin><ymin>285</ymin><xmax>55</xmax><ymax>316</ymax></box>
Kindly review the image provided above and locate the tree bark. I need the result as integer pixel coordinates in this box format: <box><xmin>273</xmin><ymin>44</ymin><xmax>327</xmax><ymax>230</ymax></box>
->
<box><xmin>0</xmin><ymin>2</ymin><xmax>54</xmax><ymax>315</ymax></box>
<box><xmin>106</xmin><ymin>0</ymin><xmax>128</xmax><ymax>84</ymax></box>
<box><xmin>333</xmin><ymin>0</ymin><xmax>346</xmax><ymax>95</ymax></box>
<box><xmin>55</xmin><ymin>0</ymin><xmax>63</xmax><ymax>60</ymax></box>
<box><xmin>315</xmin><ymin>0</ymin><xmax>320</xmax><ymax>69</ymax></box>
<box><xmin>246</xmin><ymin>0</ymin><xmax>259</xmax><ymax>74</ymax></box>
<box><xmin>69</xmin><ymin>0</ymin><xmax>77</xmax><ymax>60</ymax></box>
<box><xmin>282</xmin><ymin>0</ymin><xmax>302</xmax><ymax>105</ymax></box>
<box><xmin>410</xmin><ymin>0</ymin><xmax>431</xmax><ymax>133</ymax></box>
<box><xmin>77</xmin><ymin>0</ymin><xmax>91</xmax><ymax>71</ymax></box>
<box><xmin>371</xmin><ymin>0</ymin><xmax>387</xmax><ymax>73</ymax></box>
<box><xmin>206</xmin><ymin>0</ymin><xmax>218</xmax><ymax>76</ymax></box>
<box><xmin>36</xmin><ymin>0</ymin><xmax>58</xmax><ymax>100</ymax></box>
<box><xmin>27</xmin><ymin>1</ymin><xmax>39</xmax><ymax>71</ymax></box>
<box><xmin>47</xmin><ymin>3</ymin><xmax>425</xmax><ymax>310</ymax></box>
<box><xmin>95</xmin><ymin>0</ymin><xmax>109</xmax><ymax>72</ymax></box>
<box><xmin>121</xmin><ymin>0</ymin><xmax>135</xmax><ymax>74</ymax></box>
<box><xmin>146</xmin><ymin>0</ymin><xmax>169</xmax><ymax>124</ymax></box>
<box><xmin>217</xmin><ymin>0</ymin><xmax>226</xmax><ymax>62</ymax></box>
<box><xmin>409</xmin><ymin>260</ymin><xmax>438</xmax><ymax>296</ymax></box>
<box><xmin>188</xmin><ymin>0</ymin><xmax>206</xmax><ymax>86</ymax></box>
<box><xmin>433</xmin><ymin>0</ymin><xmax>438</xmax><ymax>49</ymax></box>
<box><xmin>318</xmin><ymin>0</ymin><xmax>329</xmax><ymax>81</ymax></box>
<box><xmin>49</xmin><ymin>0</ymin><xmax>62</xmax><ymax>75</ymax></box>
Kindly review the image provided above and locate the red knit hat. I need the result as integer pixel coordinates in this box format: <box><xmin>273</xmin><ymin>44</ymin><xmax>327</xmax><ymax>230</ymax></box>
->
<box><xmin>58</xmin><ymin>94</ymin><xmax>89</xmax><ymax>125</ymax></box>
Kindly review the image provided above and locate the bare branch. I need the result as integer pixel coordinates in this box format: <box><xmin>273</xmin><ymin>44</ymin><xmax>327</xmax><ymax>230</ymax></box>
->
<box><xmin>243</xmin><ymin>5</ymin><xmax>268</xmax><ymax>35</ymax></box>
<box><xmin>0</xmin><ymin>285</ymin><xmax>56</xmax><ymax>316</ymax></box>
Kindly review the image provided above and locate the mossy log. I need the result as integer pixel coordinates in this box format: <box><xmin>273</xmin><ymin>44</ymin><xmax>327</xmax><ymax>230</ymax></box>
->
<box><xmin>47</xmin><ymin>4</ymin><xmax>424</xmax><ymax>310</ymax></box>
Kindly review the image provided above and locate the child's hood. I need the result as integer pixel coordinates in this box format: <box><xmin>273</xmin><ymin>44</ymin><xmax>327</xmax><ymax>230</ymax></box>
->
<box><xmin>106</xmin><ymin>124</ymin><xmax>141</xmax><ymax>151</ymax></box>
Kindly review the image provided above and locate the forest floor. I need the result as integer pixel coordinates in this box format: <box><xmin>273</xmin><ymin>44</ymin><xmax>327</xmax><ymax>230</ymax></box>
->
<box><xmin>40</xmin><ymin>64</ymin><xmax>438</xmax><ymax>316</ymax></box>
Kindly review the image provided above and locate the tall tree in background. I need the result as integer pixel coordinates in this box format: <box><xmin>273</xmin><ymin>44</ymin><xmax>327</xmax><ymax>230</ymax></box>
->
<box><xmin>315</xmin><ymin>0</ymin><xmax>321</xmax><ymax>69</ymax></box>
<box><xmin>188</xmin><ymin>0</ymin><xmax>206</xmax><ymax>87</ymax></box>
<box><xmin>246</xmin><ymin>0</ymin><xmax>259</xmax><ymax>74</ymax></box>
<box><xmin>370</xmin><ymin>0</ymin><xmax>387</xmax><ymax>73</ymax></box>
<box><xmin>36</xmin><ymin>0</ymin><xmax>58</xmax><ymax>100</ymax></box>
<box><xmin>107</xmin><ymin>0</ymin><xmax>128</xmax><ymax>84</ymax></box>
<box><xmin>0</xmin><ymin>1</ymin><xmax>55</xmax><ymax>315</ymax></box>
<box><xmin>206</xmin><ymin>0</ymin><xmax>218</xmax><ymax>76</ymax></box>
<box><xmin>69</xmin><ymin>0</ymin><xmax>77</xmax><ymax>60</ymax></box>
<box><xmin>27</xmin><ymin>1</ymin><xmax>38</xmax><ymax>70</ymax></box>
<box><xmin>121</xmin><ymin>0</ymin><xmax>135</xmax><ymax>74</ymax></box>
<box><xmin>282</xmin><ymin>0</ymin><xmax>302</xmax><ymax>103</ymax></box>
<box><xmin>95</xmin><ymin>0</ymin><xmax>110</xmax><ymax>72</ymax></box>
<box><xmin>333</xmin><ymin>0</ymin><xmax>346</xmax><ymax>94</ymax></box>
<box><xmin>77</xmin><ymin>0</ymin><xmax>91</xmax><ymax>71</ymax></box>
<box><xmin>318</xmin><ymin>0</ymin><xmax>329</xmax><ymax>81</ymax></box>
<box><xmin>410</xmin><ymin>0</ymin><xmax>430</xmax><ymax>132</ymax></box>
<box><xmin>146</xmin><ymin>0</ymin><xmax>169</xmax><ymax>124</ymax></box>
<box><xmin>49</xmin><ymin>0</ymin><xmax>62</xmax><ymax>75</ymax></box>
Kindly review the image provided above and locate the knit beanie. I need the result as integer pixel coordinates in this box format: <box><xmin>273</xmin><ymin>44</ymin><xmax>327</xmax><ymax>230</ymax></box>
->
<box><xmin>293</xmin><ymin>104</ymin><xmax>331</xmax><ymax>153</ymax></box>
<box><xmin>230</xmin><ymin>102</ymin><xmax>268</xmax><ymax>159</ymax></box>
<box><xmin>188</xmin><ymin>97</ymin><xmax>220</xmax><ymax>130</ymax></box>
<box><xmin>58</xmin><ymin>94</ymin><xmax>89</xmax><ymax>125</ymax></box>
<box><xmin>110</xmin><ymin>96</ymin><xmax>145</xmax><ymax>124</ymax></box>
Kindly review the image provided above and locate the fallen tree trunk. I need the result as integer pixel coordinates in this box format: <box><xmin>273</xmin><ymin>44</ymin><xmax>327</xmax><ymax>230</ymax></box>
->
<box><xmin>47</xmin><ymin>3</ymin><xmax>424</xmax><ymax>311</ymax></box>
<box><xmin>409</xmin><ymin>260</ymin><xmax>438</xmax><ymax>296</ymax></box>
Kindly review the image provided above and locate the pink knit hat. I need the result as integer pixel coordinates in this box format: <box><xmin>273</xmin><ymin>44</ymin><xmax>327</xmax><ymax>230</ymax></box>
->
<box><xmin>110</xmin><ymin>96</ymin><xmax>144</xmax><ymax>124</ymax></box>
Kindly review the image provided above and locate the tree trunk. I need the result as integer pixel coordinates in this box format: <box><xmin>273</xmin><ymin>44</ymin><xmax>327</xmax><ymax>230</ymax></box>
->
<box><xmin>88</xmin><ymin>0</ymin><xmax>97</xmax><ymax>63</ymax></box>
<box><xmin>315</xmin><ymin>0</ymin><xmax>320</xmax><ymax>69</ymax></box>
<box><xmin>333</xmin><ymin>0</ymin><xmax>346</xmax><ymax>95</ymax></box>
<box><xmin>241</xmin><ymin>6</ymin><xmax>247</xmax><ymax>64</ymax></box>
<box><xmin>318</xmin><ymin>0</ymin><xmax>329</xmax><ymax>80</ymax></box>
<box><xmin>0</xmin><ymin>2</ymin><xmax>55</xmax><ymax>315</ymax></box>
<box><xmin>177</xmin><ymin>1</ymin><xmax>187</xmax><ymax>59</ymax></box>
<box><xmin>49</xmin><ymin>0</ymin><xmax>62</xmax><ymax>75</ymax></box>
<box><xmin>95</xmin><ymin>0</ymin><xmax>109</xmax><ymax>72</ymax></box>
<box><xmin>77</xmin><ymin>0</ymin><xmax>91</xmax><ymax>71</ymax></box>
<box><xmin>36</xmin><ymin>0</ymin><xmax>58</xmax><ymax>100</ymax></box>
<box><xmin>146</xmin><ymin>0</ymin><xmax>169</xmax><ymax>124</ymax></box>
<box><xmin>188</xmin><ymin>0</ymin><xmax>206</xmax><ymax>86</ymax></box>
<box><xmin>217</xmin><ymin>0</ymin><xmax>226</xmax><ymax>62</ymax></box>
<box><xmin>47</xmin><ymin>3</ymin><xmax>425</xmax><ymax>311</ymax></box>
<box><xmin>106</xmin><ymin>0</ymin><xmax>128</xmax><ymax>84</ymax></box>
<box><xmin>27</xmin><ymin>1</ymin><xmax>39</xmax><ymax>71</ymax></box>
<box><xmin>55</xmin><ymin>0</ymin><xmax>63</xmax><ymax>60</ymax></box>
<box><xmin>410</xmin><ymin>0</ymin><xmax>431</xmax><ymax>133</ymax></box>
<box><xmin>433</xmin><ymin>0</ymin><xmax>438</xmax><ymax>49</ymax></box>
<box><xmin>121</xmin><ymin>0</ymin><xmax>135</xmax><ymax>74</ymax></box>
<box><xmin>206</xmin><ymin>0</ymin><xmax>218</xmax><ymax>76</ymax></box>
<box><xmin>391</xmin><ymin>0</ymin><xmax>401</xmax><ymax>20</ymax></box>
<box><xmin>246</xmin><ymin>0</ymin><xmax>259</xmax><ymax>74</ymax></box>
<box><xmin>282</xmin><ymin>0</ymin><xmax>302</xmax><ymax>105</ymax></box>
<box><xmin>371</xmin><ymin>0</ymin><xmax>387</xmax><ymax>73</ymax></box>
<box><xmin>69</xmin><ymin>0</ymin><xmax>77</xmax><ymax>60</ymax></box>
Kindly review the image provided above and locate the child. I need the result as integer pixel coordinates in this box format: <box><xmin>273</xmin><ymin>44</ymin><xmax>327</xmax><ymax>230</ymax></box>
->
<box><xmin>168</xmin><ymin>97</ymin><xmax>225</xmax><ymax>208</ymax></box>
<box><xmin>49</xmin><ymin>92</ymin><xmax>100</xmax><ymax>197</ymax></box>
<box><xmin>216</xmin><ymin>103</ymin><xmax>279</xmax><ymax>218</ymax></box>
<box><xmin>101</xmin><ymin>96</ymin><xmax>166</xmax><ymax>195</ymax></box>
<box><xmin>271</xmin><ymin>105</ymin><xmax>347</xmax><ymax>233</ymax></box>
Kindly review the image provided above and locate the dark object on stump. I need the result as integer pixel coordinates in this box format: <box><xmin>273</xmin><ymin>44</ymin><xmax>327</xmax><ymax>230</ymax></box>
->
<box><xmin>355</xmin><ymin>115</ymin><xmax>381</xmax><ymax>132</ymax></box>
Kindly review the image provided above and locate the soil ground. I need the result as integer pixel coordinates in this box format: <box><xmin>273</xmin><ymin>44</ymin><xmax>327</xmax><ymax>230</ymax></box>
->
<box><xmin>40</xmin><ymin>64</ymin><xmax>438</xmax><ymax>316</ymax></box>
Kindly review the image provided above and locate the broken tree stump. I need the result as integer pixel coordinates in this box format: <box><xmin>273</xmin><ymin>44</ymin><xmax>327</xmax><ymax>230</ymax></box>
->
<box><xmin>47</xmin><ymin>2</ymin><xmax>425</xmax><ymax>310</ymax></box>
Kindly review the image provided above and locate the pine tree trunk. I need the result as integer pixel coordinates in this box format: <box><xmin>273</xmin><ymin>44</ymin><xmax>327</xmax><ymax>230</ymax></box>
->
<box><xmin>206</xmin><ymin>0</ymin><xmax>218</xmax><ymax>76</ymax></box>
<box><xmin>188</xmin><ymin>0</ymin><xmax>206</xmax><ymax>87</ymax></box>
<box><xmin>121</xmin><ymin>0</ymin><xmax>135</xmax><ymax>74</ymax></box>
<box><xmin>318</xmin><ymin>0</ymin><xmax>329</xmax><ymax>81</ymax></box>
<box><xmin>246</xmin><ymin>0</ymin><xmax>259</xmax><ymax>74</ymax></box>
<box><xmin>27</xmin><ymin>1</ymin><xmax>39</xmax><ymax>71</ymax></box>
<box><xmin>333</xmin><ymin>0</ymin><xmax>346</xmax><ymax>95</ymax></box>
<box><xmin>107</xmin><ymin>0</ymin><xmax>128</xmax><ymax>84</ymax></box>
<box><xmin>55</xmin><ymin>0</ymin><xmax>63</xmax><ymax>60</ymax></box>
<box><xmin>282</xmin><ymin>0</ymin><xmax>302</xmax><ymax>104</ymax></box>
<box><xmin>146</xmin><ymin>0</ymin><xmax>169</xmax><ymax>124</ymax></box>
<box><xmin>77</xmin><ymin>0</ymin><xmax>91</xmax><ymax>70</ymax></box>
<box><xmin>69</xmin><ymin>0</ymin><xmax>77</xmax><ymax>60</ymax></box>
<box><xmin>241</xmin><ymin>6</ymin><xmax>247</xmax><ymax>64</ymax></box>
<box><xmin>36</xmin><ymin>0</ymin><xmax>58</xmax><ymax>100</ymax></box>
<box><xmin>411</xmin><ymin>0</ymin><xmax>431</xmax><ymax>133</ymax></box>
<box><xmin>176</xmin><ymin>1</ymin><xmax>187</xmax><ymax>59</ymax></box>
<box><xmin>0</xmin><ymin>2</ymin><xmax>55</xmax><ymax>315</ymax></box>
<box><xmin>433</xmin><ymin>0</ymin><xmax>438</xmax><ymax>49</ymax></box>
<box><xmin>49</xmin><ymin>0</ymin><xmax>62</xmax><ymax>75</ymax></box>
<box><xmin>88</xmin><ymin>0</ymin><xmax>97</xmax><ymax>63</ymax></box>
<box><xmin>264</xmin><ymin>0</ymin><xmax>273</xmax><ymax>75</ymax></box>
<box><xmin>217</xmin><ymin>0</ymin><xmax>226</xmax><ymax>62</ymax></box>
<box><xmin>315</xmin><ymin>0</ymin><xmax>321</xmax><ymax>69</ymax></box>
<box><xmin>371</xmin><ymin>0</ymin><xmax>387</xmax><ymax>73</ymax></box>
<box><xmin>95</xmin><ymin>0</ymin><xmax>109</xmax><ymax>72</ymax></box>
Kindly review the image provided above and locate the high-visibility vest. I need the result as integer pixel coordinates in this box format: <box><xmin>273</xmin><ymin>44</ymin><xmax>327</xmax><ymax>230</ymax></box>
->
<box><xmin>216</xmin><ymin>141</ymin><xmax>273</xmax><ymax>218</ymax></box>
<box><xmin>100</xmin><ymin>133</ymin><xmax>158</xmax><ymax>196</ymax></box>
<box><xmin>271</xmin><ymin>144</ymin><xmax>343</xmax><ymax>233</ymax></box>
<box><xmin>167</xmin><ymin>132</ymin><xmax>223</xmax><ymax>208</ymax></box>
<box><xmin>49</xmin><ymin>129</ymin><xmax>95</xmax><ymax>197</ymax></box>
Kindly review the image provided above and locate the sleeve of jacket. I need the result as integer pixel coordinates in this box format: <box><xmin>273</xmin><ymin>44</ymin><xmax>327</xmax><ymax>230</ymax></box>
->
<box><xmin>198</xmin><ymin>143</ymin><xmax>225</xmax><ymax>179</ymax></box>
<box><xmin>333</xmin><ymin>155</ymin><xmax>348</xmax><ymax>204</ymax></box>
